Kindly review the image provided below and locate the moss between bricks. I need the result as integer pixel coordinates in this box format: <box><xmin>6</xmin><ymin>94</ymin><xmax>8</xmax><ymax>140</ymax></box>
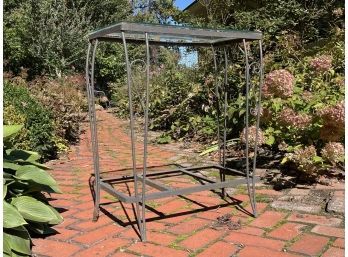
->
<box><xmin>103</xmin><ymin>194</ymin><xmax>118</xmax><ymax>201</ymax></box>
<box><xmin>169</xmin><ymin>234</ymin><xmax>190</xmax><ymax>251</ymax></box>
<box><xmin>189</xmin><ymin>230</ymin><xmax>229</xmax><ymax>256</ymax></box>
<box><xmin>235</xmin><ymin>185</ymin><xmax>248</xmax><ymax>195</ymax></box>
<box><xmin>282</xmin><ymin>224</ymin><xmax>313</xmax><ymax>250</ymax></box>
<box><xmin>254</xmin><ymin>193</ymin><xmax>272</xmax><ymax>203</ymax></box>
<box><xmin>318</xmin><ymin>237</ymin><xmax>335</xmax><ymax>257</ymax></box>
<box><xmin>72</xmin><ymin>167</ymin><xmax>82</xmax><ymax>173</ymax></box>
<box><xmin>106</xmin><ymin>148</ymin><xmax>117</xmax><ymax>158</ymax></box>
<box><xmin>145</xmin><ymin>200</ymin><xmax>161</xmax><ymax>208</ymax></box>
<box><xmin>263</xmin><ymin>218</ymin><xmax>288</xmax><ymax>234</ymax></box>
<box><xmin>169</xmin><ymin>218</ymin><xmax>213</xmax><ymax>251</ymax></box>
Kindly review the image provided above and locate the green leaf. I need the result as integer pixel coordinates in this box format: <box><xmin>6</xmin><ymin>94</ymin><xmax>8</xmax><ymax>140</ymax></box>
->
<box><xmin>156</xmin><ymin>134</ymin><xmax>171</xmax><ymax>144</ymax></box>
<box><xmin>4</xmin><ymin>125</ymin><xmax>23</xmax><ymax>141</ymax></box>
<box><xmin>274</xmin><ymin>130</ymin><xmax>282</xmax><ymax>135</ymax></box>
<box><xmin>4</xmin><ymin>183</ymin><xmax>8</xmax><ymax>199</ymax></box>
<box><xmin>313</xmin><ymin>103</ymin><xmax>324</xmax><ymax>109</ymax></box>
<box><xmin>19</xmin><ymin>161</ymin><xmax>50</xmax><ymax>170</ymax></box>
<box><xmin>239</xmin><ymin>109</ymin><xmax>246</xmax><ymax>117</ymax></box>
<box><xmin>45</xmin><ymin>185</ymin><xmax>62</xmax><ymax>194</ymax></box>
<box><xmin>3</xmin><ymin>235</ymin><xmax>11</xmax><ymax>255</ymax></box>
<box><xmin>11</xmin><ymin>196</ymin><xmax>62</xmax><ymax>224</ymax></box>
<box><xmin>28</xmin><ymin>222</ymin><xmax>57</xmax><ymax>235</ymax></box>
<box><xmin>313</xmin><ymin>156</ymin><xmax>323</xmax><ymax>163</ymax></box>
<box><xmin>3</xmin><ymin>161</ymin><xmax>22</xmax><ymax>171</ymax></box>
<box><xmin>266</xmin><ymin>135</ymin><xmax>275</xmax><ymax>146</ymax></box>
<box><xmin>200</xmin><ymin>145</ymin><xmax>218</xmax><ymax>156</ymax></box>
<box><xmin>6</xmin><ymin>149</ymin><xmax>41</xmax><ymax>162</ymax></box>
<box><xmin>16</xmin><ymin>165</ymin><xmax>60</xmax><ymax>193</ymax></box>
<box><xmin>4</xmin><ymin>228</ymin><xmax>31</xmax><ymax>255</ymax></box>
<box><xmin>3</xmin><ymin>201</ymin><xmax>27</xmax><ymax>228</ymax></box>
<box><xmin>280</xmin><ymin>157</ymin><xmax>289</xmax><ymax>165</ymax></box>
<box><xmin>47</xmin><ymin>205</ymin><xmax>63</xmax><ymax>225</ymax></box>
<box><xmin>266</xmin><ymin>127</ymin><xmax>274</xmax><ymax>132</ymax></box>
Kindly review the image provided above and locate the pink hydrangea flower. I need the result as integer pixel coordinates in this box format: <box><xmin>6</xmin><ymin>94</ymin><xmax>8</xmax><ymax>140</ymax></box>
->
<box><xmin>309</xmin><ymin>55</ymin><xmax>332</xmax><ymax>72</ymax></box>
<box><xmin>262</xmin><ymin>69</ymin><xmax>295</xmax><ymax>98</ymax></box>
<box><xmin>240</xmin><ymin>125</ymin><xmax>265</xmax><ymax>146</ymax></box>
<box><xmin>320</xmin><ymin>124</ymin><xmax>344</xmax><ymax>142</ymax></box>
<box><xmin>321</xmin><ymin>142</ymin><xmax>344</xmax><ymax>165</ymax></box>
<box><xmin>278</xmin><ymin>108</ymin><xmax>312</xmax><ymax>130</ymax></box>
<box><xmin>318</xmin><ymin>101</ymin><xmax>345</xmax><ymax>141</ymax></box>
<box><xmin>287</xmin><ymin>145</ymin><xmax>319</xmax><ymax>174</ymax></box>
<box><xmin>302</xmin><ymin>91</ymin><xmax>314</xmax><ymax>101</ymax></box>
<box><xmin>317</xmin><ymin>100</ymin><xmax>344</xmax><ymax>127</ymax></box>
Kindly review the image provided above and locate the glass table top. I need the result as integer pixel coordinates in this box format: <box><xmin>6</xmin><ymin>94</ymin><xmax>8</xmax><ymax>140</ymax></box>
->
<box><xmin>88</xmin><ymin>22</ymin><xmax>262</xmax><ymax>46</ymax></box>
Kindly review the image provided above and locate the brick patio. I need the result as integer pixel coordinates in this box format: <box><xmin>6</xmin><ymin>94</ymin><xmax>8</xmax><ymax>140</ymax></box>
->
<box><xmin>32</xmin><ymin>110</ymin><xmax>345</xmax><ymax>257</ymax></box>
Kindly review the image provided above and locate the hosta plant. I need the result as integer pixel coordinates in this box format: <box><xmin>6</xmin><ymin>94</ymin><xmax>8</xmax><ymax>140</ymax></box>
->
<box><xmin>3</xmin><ymin>125</ymin><xmax>63</xmax><ymax>257</ymax></box>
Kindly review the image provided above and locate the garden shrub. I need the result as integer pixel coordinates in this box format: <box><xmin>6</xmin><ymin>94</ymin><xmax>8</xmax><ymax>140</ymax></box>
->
<box><xmin>3</xmin><ymin>105</ymin><xmax>30</xmax><ymax>150</ymax></box>
<box><xmin>3</xmin><ymin>125</ymin><xmax>63</xmax><ymax>257</ymax></box>
<box><xmin>240</xmin><ymin>126</ymin><xmax>265</xmax><ymax>147</ymax></box>
<box><xmin>109</xmin><ymin>47</ymin><xmax>219</xmax><ymax>141</ymax></box>
<box><xmin>286</xmin><ymin>145</ymin><xmax>322</xmax><ymax>176</ymax></box>
<box><xmin>262</xmin><ymin>54</ymin><xmax>344</xmax><ymax>176</ymax></box>
<box><xmin>29</xmin><ymin>74</ymin><xmax>87</xmax><ymax>144</ymax></box>
<box><xmin>321</xmin><ymin>142</ymin><xmax>345</xmax><ymax>166</ymax></box>
<box><xmin>4</xmin><ymin>80</ymin><xmax>58</xmax><ymax>160</ymax></box>
<box><xmin>4</xmin><ymin>73</ymin><xmax>87</xmax><ymax>158</ymax></box>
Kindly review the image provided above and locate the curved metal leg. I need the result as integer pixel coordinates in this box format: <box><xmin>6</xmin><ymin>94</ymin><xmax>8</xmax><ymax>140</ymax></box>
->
<box><xmin>243</xmin><ymin>39</ymin><xmax>257</xmax><ymax>217</ymax></box>
<box><xmin>122</xmin><ymin>32</ymin><xmax>143</xmax><ymax>239</ymax></box>
<box><xmin>211</xmin><ymin>46</ymin><xmax>223</xmax><ymax>194</ymax></box>
<box><xmin>86</xmin><ymin>40</ymin><xmax>101</xmax><ymax>222</ymax></box>
<box><xmin>221</xmin><ymin>47</ymin><xmax>229</xmax><ymax>198</ymax></box>
<box><xmin>90</xmin><ymin>40</ymin><xmax>101</xmax><ymax>221</ymax></box>
<box><xmin>86</xmin><ymin>42</ymin><xmax>95</xmax><ymax>218</ymax></box>
<box><xmin>139</xmin><ymin>32</ymin><xmax>151</xmax><ymax>242</ymax></box>
<box><xmin>212</xmin><ymin>46</ymin><xmax>222</xmax><ymax>165</ymax></box>
<box><xmin>250</xmin><ymin>40</ymin><xmax>264</xmax><ymax>217</ymax></box>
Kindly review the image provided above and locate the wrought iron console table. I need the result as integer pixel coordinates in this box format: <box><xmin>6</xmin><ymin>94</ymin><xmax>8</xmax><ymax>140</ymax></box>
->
<box><xmin>85</xmin><ymin>22</ymin><xmax>263</xmax><ymax>241</ymax></box>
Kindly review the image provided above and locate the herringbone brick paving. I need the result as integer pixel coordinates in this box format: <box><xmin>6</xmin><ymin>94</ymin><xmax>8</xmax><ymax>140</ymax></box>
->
<box><xmin>32</xmin><ymin>110</ymin><xmax>345</xmax><ymax>257</ymax></box>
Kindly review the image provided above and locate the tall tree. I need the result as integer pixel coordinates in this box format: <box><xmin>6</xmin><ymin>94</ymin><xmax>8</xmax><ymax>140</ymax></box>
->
<box><xmin>4</xmin><ymin>0</ymin><xmax>132</xmax><ymax>77</ymax></box>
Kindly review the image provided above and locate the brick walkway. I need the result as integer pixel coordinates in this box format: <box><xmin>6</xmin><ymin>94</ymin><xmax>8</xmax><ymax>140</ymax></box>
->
<box><xmin>32</xmin><ymin>110</ymin><xmax>345</xmax><ymax>257</ymax></box>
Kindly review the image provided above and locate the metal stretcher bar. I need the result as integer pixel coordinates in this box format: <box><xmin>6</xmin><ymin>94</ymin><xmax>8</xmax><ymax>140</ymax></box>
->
<box><xmin>99</xmin><ymin>164</ymin><xmax>245</xmax><ymax>183</ymax></box>
<box><xmin>99</xmin><ymin>176</ymin><xmax>260</xmax><ymax>204</ymax></box>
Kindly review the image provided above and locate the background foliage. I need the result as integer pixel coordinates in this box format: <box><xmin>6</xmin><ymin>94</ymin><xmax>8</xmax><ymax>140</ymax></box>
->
<box><xmin>4</xmin><ymin>74</ymin><xmax>87</xmax><ymax>160</ymax></box>
<box><xmin>3</xmin><ymin>0</ymin><xmax>345</xmax><ymax>174</ymax></box>
<box><xmin>4</xmin><ymin>80</ymin><xmax>58</xmax><ymax>160</ymax></box>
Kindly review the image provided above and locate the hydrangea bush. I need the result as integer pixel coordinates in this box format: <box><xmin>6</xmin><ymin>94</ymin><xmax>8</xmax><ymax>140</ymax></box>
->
<box><xmin>259</xmin><ymin>54</ymin><xmax>344</xmax><ymax>177</ymax></box>
<box><xmin>309</xmin><ymin>55</ymin><xmax>332</xmax><ymax>72</ymax></box>
<box><xmin>321</xmin><ymin>142</ymin><xmax>345</xmax><ymax>166</ymax></box>
<box><xmin>239</xmin><ymin>126</ymin><xmax>265</xmax><ymax>146</ymax></box>
<box><xmin>262</xmin><ymin>69</ymin><xmax>295</xmax><ymax>98</ymax></box>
